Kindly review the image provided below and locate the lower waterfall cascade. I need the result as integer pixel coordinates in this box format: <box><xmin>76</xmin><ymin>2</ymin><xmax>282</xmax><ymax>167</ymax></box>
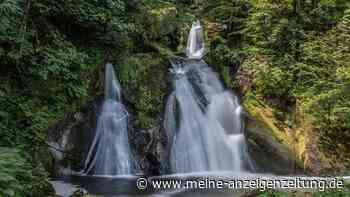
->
<box><xmin>83</xmin><ymin>63</ymin><xmax>135</xmax><ymax>175</ymax></box>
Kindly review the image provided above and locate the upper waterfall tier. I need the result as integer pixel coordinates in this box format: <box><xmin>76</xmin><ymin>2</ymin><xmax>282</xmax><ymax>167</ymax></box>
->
<box><xmin>186</xmin><ymin>21</ymin><xmax>205</xmax><ymax>59</ymax></box>
<box><xmin>105</xmin><ymin>63</ymin><xmax>121</xmax><ymax>101</ymax></box>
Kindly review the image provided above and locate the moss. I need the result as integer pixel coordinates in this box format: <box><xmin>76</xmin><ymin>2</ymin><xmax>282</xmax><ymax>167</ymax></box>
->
<box><xmin>139</xmin><ymin>2</ymin><xmax>179</xmax><ymax>47</ymax></box>
<box><xmin>118</xmin><ymin>53</ymin><xmax>168</xmax><ymax>129</ymax></box>
<box><xmin>244</xmin><ymin>88</ymin><xmax>341</xmax><ymax>174</ymax></box>
<box><xmin>244</xmin><ymin>94</ymin><xmax>304</xmax><ymax>168</ymax></box>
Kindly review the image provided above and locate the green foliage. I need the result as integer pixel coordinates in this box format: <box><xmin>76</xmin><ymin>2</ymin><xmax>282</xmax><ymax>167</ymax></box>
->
<box><xmin>118</xmin><ymin>53</ymin><xmax>167</xmax><ymax>128</ymax></box>
<box><xmin>306</xmin><ymin>0</ymin><xmax>349</xmax><ymax>31</ymax></box>
<box><xmin>208</xmin><ymin>39</ymin><xmax>245</xmax><ymax>87</ymax></box>
<box><xmin>245</xmin><ymin>1</ymin><xmax>304</xmax><ymax>57</ymax></box>
<box><xmin>0</xmin><ymin>0</ymin><xmax>23</xmax><ymax>35</ymax></box>
<box><xmin>299</xmin><ymin>15</ymin><xmax>350</xmax><ymax>161</ymax></box>
<box><xmin>33</xmin><ymin>0</ymin><xmax>128</xmax><ymax>30</ymax></box>
<box><xmin>0</xmin><ymin>0</ymin><xmax>136</xmax><ymax>146</ymax></box>
<box><xmin>0</xmin><ymin>148</ymin><xmax>52</xmax><ymax>197</ymax></box>
<box><xmin>241</xmin><ymin>0</ymin><xmax>350</xmax><ymax>165</ymax></box>
<box><xmin>204</xmin><ymin>0</ymin><xmax>252</xmax><ymax>44</ymax></box>
<box><xmin>135</xmin><ymin>0</ymin><xmax>194</xmax><ymax>54</ymax></box>
<box><xmin>256</xmin><ymin>67</ymin><xmax>294</xmax><ymax>101</ymax></box>
<box><xmin>202</xmin><ymin>0</ymin><xmax>252</xmax><ymax>88</ymax></box>
<box><xmin>0</xmin><ymin>0</ymin><xmax>136</xmax><ymax>194</ymax></box>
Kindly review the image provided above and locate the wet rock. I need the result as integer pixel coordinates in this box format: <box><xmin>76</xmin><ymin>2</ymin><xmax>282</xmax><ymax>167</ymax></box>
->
<box><xmin>70</xmin><ymin>188</ymin><xmax>88</xmax><ymax>197</ymax></box>
<box><xmin>245</xmin><ymin>113</ymin><xmax>303</xmax><ymax>175</ymax></box>
<box><xmin>46</xmin><ymin>96</ymin><xmax>103</xmax><ymax>176</ymax></box>
<box><xmin>130</xmin><ymin>126</ymin><xmax>166</xmax><ymax>175</ymax></box>
<box><xmin>50</xmin><ymin>180</ymin><xmax>80</xmax><ymax>197</ymax></box>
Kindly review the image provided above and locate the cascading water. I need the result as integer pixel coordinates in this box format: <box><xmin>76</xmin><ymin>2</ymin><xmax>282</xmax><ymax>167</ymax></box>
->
<box><xmin>164</xmin><ymin>21</ymin><xmax>254</xmax><ymax>173</ymax></box>
<box><xmin>186</xmin><ymin>21</ymin><xmax>205</xmax><ymax>59</ymax></box>
<box><xmin>84</xmin><ymin>63</ymin><xmax>134</xmax><ymax>175</ymax></box>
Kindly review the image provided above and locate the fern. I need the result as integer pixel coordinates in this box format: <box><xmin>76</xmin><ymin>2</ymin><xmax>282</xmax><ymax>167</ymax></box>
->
<box><xmin>0</xmin><ymin>0</ymin><xmax>23</xmax><ymax>33</ymax></box>
<box><xmin>0</xmin><ymin>148</ymin><xmax>50</xmax><ymax>197</ymax></box>
<box><xmin>0</xmin><ymin>0</ymin><xmax>23</xmax><ymax>16</ymax></box>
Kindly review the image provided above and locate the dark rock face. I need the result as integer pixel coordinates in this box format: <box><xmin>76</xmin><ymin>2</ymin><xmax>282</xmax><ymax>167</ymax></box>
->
<box><xmin>130</xmin><ymin>126</ymin><xmax>167</xmax><ymax>175</ymax></box>
<box><xmin>245</xmin><ymin>114</ymin><xmax>303</xmax><ymax>175</ymax></box>
<box><xmin>46</xmin><ymin>97</ymin><xmax>102</xmax><ymax>176</ymax></box>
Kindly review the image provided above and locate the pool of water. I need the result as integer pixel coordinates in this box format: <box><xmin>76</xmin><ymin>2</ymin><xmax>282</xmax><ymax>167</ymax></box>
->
<box><xmin>51</xmin><ymin>172</ymin><xmax>324</xmax><ymax>197</ymax></box>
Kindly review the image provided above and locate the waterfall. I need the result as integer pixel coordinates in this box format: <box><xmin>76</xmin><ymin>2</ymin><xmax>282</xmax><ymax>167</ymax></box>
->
<box><xmin>164</xmin><ymin>21</ymin><xmax>254</xmax><ymax>173</ymax></box>
<box><xmin>84</xmin><ymin>63</ymin><xmax>134</xmax><ymax>175</ymax></box>
<box><xmin>186</xmin><ymin>21</ymin><xmax>205</xmax><ymax>59</ymax></box>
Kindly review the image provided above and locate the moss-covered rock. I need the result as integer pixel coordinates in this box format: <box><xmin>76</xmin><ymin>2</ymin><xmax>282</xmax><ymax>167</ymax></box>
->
<box><xmin>46</xmin><ymin>97</ymin><xmax>102</xmax><ymax>175</ymax></box>
<box><xmin>244</xmin><ymin>98</ymin><xmax>304</xmax><ymax>173</ymax></box>
<box><xmin>137</xmin><ymin>2</ymin><xmax>179</xmax><ymax>50</ymax></box>
<box><xmin>117</xmin><ymin>53</ymin><xmax>170</xmax><ymax>174</ymax></box>
<box><xmin>149</xmin><ymin>5</ymin><xmax>178</xmax><ymax>36</ymax></box>
<box><xmin>243</xmin><ymin>88</ymin><xmax>336</xmax><ymax>175</ymax></box>
<box><xmin>119</xmin><ymin>53</ymin><xmax>168</xmax><ymax>129</ymax></box>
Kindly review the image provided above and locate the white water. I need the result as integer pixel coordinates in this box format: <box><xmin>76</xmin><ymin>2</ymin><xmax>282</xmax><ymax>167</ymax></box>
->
<box><xmin>186</xmin><ymin>21</ymin><xmax>205</xmax><ymax>59</ymax></box>
<box><xmin>83</xmin><ymin>63</ymin><xmax>134</xmax><ymax>175</ymax></box>
<box><xmin>164</xmin><ymin>21</ymin><xmax>254</xmax><ymax>173</ymax></box>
